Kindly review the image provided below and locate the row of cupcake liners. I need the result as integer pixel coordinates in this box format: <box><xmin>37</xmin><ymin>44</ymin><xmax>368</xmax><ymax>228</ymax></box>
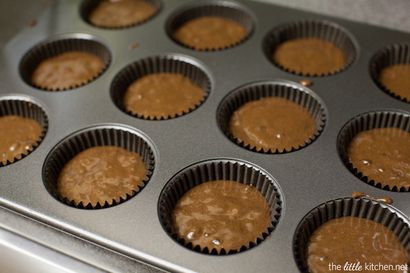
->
<box><xmin>1</xmin><ymin>0</ymin><xmax>410</xmax><ymax>272</ymax></box>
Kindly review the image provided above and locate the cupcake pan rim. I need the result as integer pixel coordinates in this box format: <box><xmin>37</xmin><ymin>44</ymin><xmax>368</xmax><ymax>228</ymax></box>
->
<box><xmin>1</xmin><ymin>0</ymin><xmax>410</xmax><ymax>272</ymax></box>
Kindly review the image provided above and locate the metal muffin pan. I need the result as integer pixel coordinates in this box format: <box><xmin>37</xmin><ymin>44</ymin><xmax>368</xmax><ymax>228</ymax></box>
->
<box><xmin>0</xmin><ymin>0</ymin><xmax>409</xmax><ymax>272</ymax></box>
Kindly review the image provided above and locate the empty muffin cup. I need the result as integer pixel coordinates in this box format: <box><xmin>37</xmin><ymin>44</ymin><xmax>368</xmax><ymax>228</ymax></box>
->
<box><xmin>80</xmin><ymin>0</ymin><xmax>161</xmax><ymax>29</ymax></box>
<box><xmin>293</xmin><ymin>197</ymin><xmax>410</xmax><ymax>273</ymax></box>
<box><xmin>263</xmin><ymin>20</ymin><xmax>357</xmax><ymax>77</ymax></box>
<box><xmin>158</xmin><ymin>159</ymin><xmax>282</xmax><ymax>255</ymax></box>
<box><xmin>338</xmin><ymin>110</ymin><xmax>410</xmax><ymax>192</ymax></box>
<box><xmin>20</xmin><ymin>34</ymin><xmax>111</xmax><ymax>91</ymax></box>
<box><xmin>217</xmin><ymin>80</ymin><xmax>326</xmax><ymax>154</ymax></box>
<box><xmin>166</xmin><ymin>0</ymin><xmax>254</xmax><ymax>51</ymax></box>
<box><xmin>42</xmin><ymin>125</ymin><xmax>155</xmax><ymax>209</ymax></box>
<box><xmin>0</xmin><ymin>96</ymin><xmax>48</xmax><ymax>167</ymax></box>
<box><xmin>370</xmin><ymin>43</ymin><xmax>410</xmax><ymax>103</ymax></box>
<box><xmin>110</xmin><ymin>55</ymin><xmax>211</xmax><ymax>120</ymax></box>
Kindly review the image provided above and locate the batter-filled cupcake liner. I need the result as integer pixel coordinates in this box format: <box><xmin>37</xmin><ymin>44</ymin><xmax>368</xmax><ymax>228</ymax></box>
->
<box><xmin>80</xmin><ymin>0</ymin><xmax>161</xmax><ymax>29</ymax></box>
<box><xmin>42</xmin><ymin>125</ymin><xmax>155</xmax><ymax>209</ymax></box>
<box><xmin>263</xmin><ymin>20</ymin><xmax>357</xmax><ymax>77</ymax></box>
<box><xmin>20</xmin><ymin>34</ymin><xmax>111</xmax><ymax>91</ymax></box>
<box><xmin>110</xmin><ymin>54</ymin><xmax>212</xmax><ymax>120</ymax></box>
<box><xmin>0</xmin><ymin>96</ymin><xmax>48</xmax><ymax>167</ymax></box>
<box><xmin>217</xmin><ymin>80</ymin><xmax>327</xmax><ymax>154</ymax></box>
<box><xmin>166</xmin><ymin>0</ymin><xmax>254</xmax><ymax>51</ymax></box>
<box><xmin>369</xmin><ymin>43</ymin><xmax>410</xmax><ymax>103</ymax></box>
<box><xmin>293</xmin><ymin>197</ymin><xmax>410</xmax><ymax>273</ymax></box>
<box><xmin>158</xmin><ymin>159</ymin><xmax>282</xmax><ymax>255</ymax></box>
<box><xmin>337</xmin><ymin>110</ymin><xmax>410</xmax><ymax>192</ymax></box>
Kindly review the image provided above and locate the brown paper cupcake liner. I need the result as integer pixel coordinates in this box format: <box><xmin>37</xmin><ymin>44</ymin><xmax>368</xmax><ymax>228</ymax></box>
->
<box><xmin>20</xmin><ymin>34</ymin><xmax>111</xmax><ymax>91</ymax></box>
<box><xmin>42</xmin><ymin>125</ymin><xmax>155</xmax><ymax>209</ymax></box>
<box><xmin>263</xmin><ymin>20</ymin><xmax>357</xmax><ymax>77</ymax></box>
<box><xmin>217</xmin><ymin>80</ymin><xmax>327</xmax><ymax>154</ymax></box>
<box><xmin>166</xmin><ymin>0</ymin><xmax>254</xmax><ymax>52</ymax></box>
<box><xmin>80</xmin><ymin>0</ymin><xmax>161</xmax><ymax>29</ymax></box>
<box><xmin>370</xmin><ymin>43</ymin><xmax>410</xmax><ymax>103</ymax></box>
<box><xmin>110</xmin><ymin>54</ymin><xmax>212</xmax><ymax>120</ymax></box>
<box><xmin>158</xmin><ymin>159</ymin><xmax>282</xmax><ymax>255</ymax></box>
<box><xmin>0</xmin><ymin>96</ymin><xmax>48</xmax><ymax>167</ymax></box>
<box><xmin>293</xmin><ymin>197</ymin><xmax>410</xmax><ymax>273</ymax></box>
<box><xmin>337</xmin><ymin>110</ymin><xmax>410</xmax><ymax>192</ymax></box>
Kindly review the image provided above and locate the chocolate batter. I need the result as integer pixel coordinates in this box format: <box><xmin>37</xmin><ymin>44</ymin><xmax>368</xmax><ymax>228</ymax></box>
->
<box><xmin>348</xmin><ymin>128</ymin><xmax>410</xmax><ymax>190</ymax></box>
<box><xmin>308</xmin><ymin>216</ymin><xmax>409</xmax><ymax>273</ymax></box>
<box><xmin>32</xmin><ymin>51</ymin><xmax>105</xmax><ymax>90</ymax></box>
<box><xmin>123</xmin><ymin>73</ymin><xmax>204</xmax><ymax>119</ymax></box>
<box><xmin>89</xmin><ymin>0</ymin><xmax>157</xmax><ymax>28</ymax></box>
<box><xmin>174</xmin><ymin>16</ymin><xmax>247</xmax><ymax>50</ymax></box>
<box><xmin>230</xmin><ymin>97</ymin><xmax>316</xmax><ymax>152</ymax></box>
<box><xmin>172</xmin><ymin>180</ymin><xmax>271</xmax><ymax>252</ymax></box>
<box><xmin>379</xmin><ymin>64</ymin><xmax>410</xmax><ymax>101</ymax></box>
<box><xmin>0</xmin><ymin>115</ymin><xmax>42</xmax><ymax>164</ymax></box>
<box><xmin>57</xmin><ymin>146</ymin><xmax>146</xmax><ymax>207</ymax></box>
<box><xmin>273</xmin><ymin>38</ymin><xmax>347</xmax><ymax>75</ymax></box>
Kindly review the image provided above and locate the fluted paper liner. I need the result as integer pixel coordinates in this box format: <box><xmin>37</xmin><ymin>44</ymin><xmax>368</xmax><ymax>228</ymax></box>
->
<box><xmin>110</xmin><ymin>55</ymin><xmax>211</xmax><ymax>120</ymax></box>
<box><xmin>217</xmin><ymin>80</ymin><xmax>327</xmax><ymax>154</ymax></box>
<box><xmin>42</xmin><ymin>125</ymin><xmax>155</xmax><ymax>209</ymax></box>
<box><xmin>293</xmin><ymin>197</ymin><xmax>410</xmax><ymax>272</ymax></box>
<box><xmin>263</xmin><ymin>20</ymin><xmax>357</xmax><ymax>77</ymax></box>
<box><xmin>337</xmin><ymin>110</ymin><xmax>410</xmax><ymax>192</ymax></box>
<box><xmin>370</xmin><ymin>43</ymin><xmax>410</xmax><ymax>103</ymax></box>
<box><xmin>0</xmin><ymin>96</ymin><xmax>48</xmax><ymax>167</ymax></box>
<box><xmin>20</xmin><ymin>34</ymin><xmax>111</xmax><ymax>91</ymax></box>
<box><xmin>158</xmin><ymin>159</ymin><xmax>282</xmax><ymax>255</ymax></box>
<box><xmin>166</xmin><ymin>0</ymin><xmax>254</xmax><ymax>51</ymax></box>
<box><xmin>80</xmin><ymin>0</ymin><xmax>161</xmax><ymax>29</ymax></box>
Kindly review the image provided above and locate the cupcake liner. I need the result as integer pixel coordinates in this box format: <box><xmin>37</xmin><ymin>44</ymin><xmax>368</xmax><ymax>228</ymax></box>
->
<box><xmin>0</xmin><ymin>96</ymin><xmax>48</xmax><ymax>167</ymax></box>
<box><xmin>166</xmin><ymin>0</ymin><xmax>254</xmax><ymax>51</ymax></box>
<box><xmin>293</xmin><ymin>197</ymin><xmax>410</xmax><ymax>273</ymax></box>
<box><xmin>80</xmin><ymin>0</ymin><xmax>161</xmax><ymax>29</ymax></box>
<box><xmin>337</xmin><ymin>110</ymin><xmax>410</xmax><ymax>192</ymax></box>
<box><xmin>263</xmin><ymin>20</ymin><xmax>357</xmax><ymax>77</ymax></box>
<box><xmin>217</xmin><ymin>80</ymin><xmax>327</xmax><ymax>154</ymax></box>
<box><xmin>370</xmin><ymin>43</ymin><xmax>410</xmax><ymax>103</ymax></box>
<box><xmin>110</xmin><ymin>54</ymin><xmax>212</xmax><ymax>120</ymax></box>
<box><xmin>158</xmin><ymin>159</ymin><xmax>282</xmax><ymax>255</ymax></box>
<box><xmin>42</xmin><ymin>125</ymin><xmax>155</xmax><ymax>209</ymax></box>
<box><xmin>20</xmin><ymin>34</ymin><xmax>111</xmax><ymax>91</ymax></box>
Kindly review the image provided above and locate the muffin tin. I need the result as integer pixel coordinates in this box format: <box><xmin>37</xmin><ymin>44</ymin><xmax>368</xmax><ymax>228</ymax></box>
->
<box><xmin>0</xmin><ymin>0</ymin><xmax>409</xmax><ymax>272</ymax></box>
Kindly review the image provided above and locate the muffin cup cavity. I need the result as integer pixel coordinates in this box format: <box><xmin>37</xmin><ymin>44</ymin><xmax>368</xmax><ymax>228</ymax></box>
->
<box><xmin>158</xmin><ymin>159</ymin><xmax>282</xmax><ymax>255</ymax></box>
<box><xmin>42</xmin><ymin>125</ymin><xmax>155</xmax><ymax>209</ymax></box>
<box><xmin>19</xmin><ymin>34</ymin><xmax>111</xmax><ymax>91</ymax></box>
<box><xmin>263</xmin><ymin>20</ymin><xmax>357</xmax><ymax>77</ymax></box>
<box><xmin>0</xmin><ymin>96</ymin><xmax>48</xmax><ymax>167</ymax></box>
<box><xmin>217</xmin><ymin>80</ymin><xmax>327</xmax><ymax>154</ymax></box>
<box><xmin>293</xmin><ymin>197</ymin><xmax>410</xmax><ymax>273</ymax></box>
<box><xmin>110</xmin><ymin>54</ymin><xmax>212</xmax><ymax>120</ymax></box>
<box><xmin>80</xmin><ymin>0</ymin><xmax>161</xmax><ymax>29</ymax></box>
<box><xmin>370</xmin><ymin>43</ymin><xmax>410</xmax><ymax>103</ymax></box>
<box><xmin>166</xmin><ymin>0</ymin><xmax>254</xmax><ymax>51</ymax></box>
<box><xmin>337</xmin><ymin>110</ymin><xmax>410</xmax><ymax>192</ymax></box>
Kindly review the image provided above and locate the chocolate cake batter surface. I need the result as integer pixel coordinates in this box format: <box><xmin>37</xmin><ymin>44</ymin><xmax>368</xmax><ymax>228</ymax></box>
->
<box><xmin>0</xmin><ymin>115</ymin><xmax>42</xmax><ymax>164</ymax></box>
<box><xmin>89</xmin><ymin>0</ymin><xmax>157</xmax><ymax>28</ymax></box>
<box><xmin>172</xmin><ymin>180</ymin><xmax>271</xmax><ymax>252</ymax></box>
<box><xmin>348</xmin><ymin>128</ymin><xmax>410</xmax><ymax>189</ymax></box>
<box><xmin>307</xmin><ymin>216</ymin><xmax>409</xmax><ymax>273</ymax></box>
<box><xmin>57</xmin><ymin>146</ymin><xmax>146</xmax><ymax>207</ymax></box>
<box><xmin>273</xmin><ymin>38</ymin><xmax>347</xmax><ymax>75</ymax></box>
<box><xmin>123</xmin><ymin>73</ymin><xmax>204</xmax><ymax>119</ymax></box>
<box><xmin>174</xmin><ymin>16</ymin><xmax>247</xmax><ymax>50</ymax></box>
<box><xmin>32</xmin><ymin>51</ymin><xmax>105</xmax><ymax>90</ymax></box>
<box><xmin>230</xmin><ymin>97</ymin><xmax>316</xmax><ymax>151</ymax></box>
<box><xmin>379</xmin><ymin>64</ymin><xmax>410</xmax><ymax>101</ymax></box>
